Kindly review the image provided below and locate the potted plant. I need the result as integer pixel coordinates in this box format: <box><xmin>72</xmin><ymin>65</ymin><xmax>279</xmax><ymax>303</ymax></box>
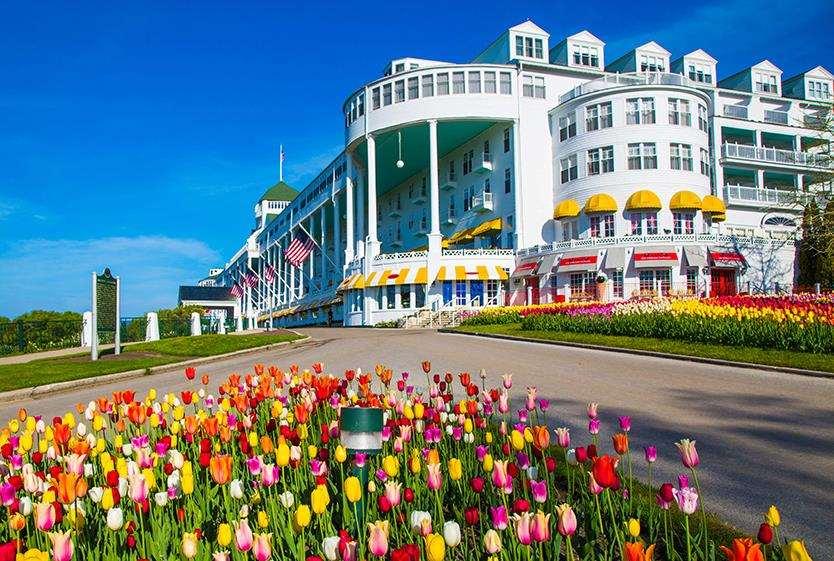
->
<box><xmin>595</xmin><ymin>271</ymin><xmax>608</xmax><ymax>302</ymax></box>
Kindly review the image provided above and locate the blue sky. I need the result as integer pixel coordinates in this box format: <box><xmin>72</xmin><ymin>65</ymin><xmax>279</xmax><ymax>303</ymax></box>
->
<box><xmin>1</xmin><ymin>0</ymin><xmax>832</xmax><ymax>316</ymax></box>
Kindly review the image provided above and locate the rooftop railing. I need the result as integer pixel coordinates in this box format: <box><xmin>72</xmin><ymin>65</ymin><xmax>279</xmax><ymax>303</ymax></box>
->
<box><xmin>722</xmin><ymin>142</ymin><xmax>832</xmax><ymax>168</ymax></box>
<box><xmin>559</xmin><ymin>72</ymin><xmax>699</xmax><ymax>104</ymax></box>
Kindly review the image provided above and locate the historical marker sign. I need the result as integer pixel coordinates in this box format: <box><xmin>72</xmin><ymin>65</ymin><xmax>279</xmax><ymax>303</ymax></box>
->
<box><xmin>91</xmin><ymin>268</ymin><xmax>120</xmax><ymax>360</ymax></box>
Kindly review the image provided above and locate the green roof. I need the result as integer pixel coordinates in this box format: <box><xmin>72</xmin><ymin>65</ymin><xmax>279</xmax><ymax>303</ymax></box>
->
<box><xmin>259</xmin><ymin>181</ymin><xmax>298</xmax><ymax>202</ymax></box>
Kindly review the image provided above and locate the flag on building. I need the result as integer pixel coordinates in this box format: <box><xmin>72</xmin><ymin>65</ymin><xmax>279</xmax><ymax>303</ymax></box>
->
<box><xmin>284</xmin><ymin>230</ymin><xmax>315</xmax><ymax>268</ymax></box>
<box><xmin>245</xmin><ymin>272</ymin><xmax>259</xmax><ymax>288</ymax></box>
<box><xmin>229</xmin><ymin>283</ymin><xmax>243</xmax><ymax>298</ymax></box>
<box><xmin>264</xmin><ymin>264</ymin><xmax>275</xmax><ymax>282</ymax></box>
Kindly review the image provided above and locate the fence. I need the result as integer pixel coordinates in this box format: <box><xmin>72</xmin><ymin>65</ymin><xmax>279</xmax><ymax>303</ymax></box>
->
<box><xmin>0</xmin><ymin>319</ymin><xmax>82</xmax><ymax>356</ymax></box>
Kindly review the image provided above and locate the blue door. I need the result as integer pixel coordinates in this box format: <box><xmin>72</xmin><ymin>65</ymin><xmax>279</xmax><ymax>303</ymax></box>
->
<box><xmin>470</xmin><ymin>280</ymin><xmax>484</xmax><ymax>306</ymax></box>
<box><xmin>442</xmin><ymin>281</ymin><xmax>454</xmax><ymax>305</ymax></box>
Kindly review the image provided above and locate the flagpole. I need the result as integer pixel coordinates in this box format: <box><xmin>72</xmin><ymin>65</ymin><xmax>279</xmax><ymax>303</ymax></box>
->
<box><xmin>297</xmin><ymin>221</ymin><xmax>341</xmax><ymax>273</ymax></box>
<box><xmin>279</xmin><ymin>144</ymin><xmax>284</xmax><ymax>182</ymax></box>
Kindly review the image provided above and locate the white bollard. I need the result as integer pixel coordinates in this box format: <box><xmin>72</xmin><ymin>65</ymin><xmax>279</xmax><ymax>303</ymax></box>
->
<box><xmin>145</xmin><ymin>312</ymin><xmax>160</xmax><ymax>342</ymax></box>
<box><xmin>190</xmin><ymin>312</ymin><xmax>202</xmax><ymax>336</ymax></box>
<box><xmin>218</xmin><ymin>315</ymin><xmax>226</xmax><ymax>334</ymax></box>
<box><xmin>236</xmin><ymin>315</ymin><xmax>243</xmax><ymax>332</ymax></box>
<box><xmin>81</xmin><ymin>311</ymin><xmax>93</xmax><ymax>348</ymax></box>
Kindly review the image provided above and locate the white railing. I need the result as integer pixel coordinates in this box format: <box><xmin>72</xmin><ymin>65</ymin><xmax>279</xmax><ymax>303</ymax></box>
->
<box><xmin>559</xmin><ymin>72</ymin><xmax>698</xmax><ymax>104</ymax></box>
<box><xmin>441</xmin><ymin>248</ymin><xmax>514</xmax><ymax>257</ymax></box>
<box><xmin>723</xmin><ymin>185</ymin><xmax>812</xmax><ymax>207</ymax></box>
<box><xmin>722</xmin><ymin>143</ymin><xmax>832</xmax><ymax>168</ymax></box>
<box><xmin>517</xmin><ymin>232</ymin><xmax>795</xmax><ymax>258</ymax></box>
<box><xmin>441</xmin><ymin>171</ymin><xmax>458</xmax><ymax>189</ymax></box>
<box><xmin>373</xmin><ymin>251</ymin><xmax>428</xmax><ymax>262</ymax></box>
<box><xmin>723</xmin><ymin>105</ymin><xmax>748</xmax><ymax>119</ymax></box>
<box><xmin>763</xmin><ymin>110</ymin><xmax>789</xmax><ymax>125</ymax></box>
<box><xmin>472</xmin><ymin>192</ymin><xmax>493</xmax><ymax>211</ymax></box>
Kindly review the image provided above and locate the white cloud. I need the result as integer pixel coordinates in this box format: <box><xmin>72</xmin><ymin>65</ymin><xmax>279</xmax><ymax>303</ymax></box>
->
<box><xmin>0</xmin><ymin>236</ymin><xmax>221</xmax><ymax>317</ymax></box>
<box><xmin>284</xmin><ymin>145</ymin><xmax>344</xmax><ymax>186</ymax></box>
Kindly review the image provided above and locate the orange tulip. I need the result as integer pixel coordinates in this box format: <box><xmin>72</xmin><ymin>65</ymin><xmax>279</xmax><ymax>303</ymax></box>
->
<box><xmin>17</xmin><ymin>408</ymin><xmax>27</xmax><ymax>422</ymax></box>
<box><xmin>219</xmin><ymin>426</ymin><xmax>232</xmax><ymax>443</ymax></box>
<box><xmin>624</xmin><ymin>542</ymin><xmax>656</xmax><ymax>561</ymax></box>
<box><xmin>202</xmin><ymin>417</ymin><xmax>219</xmax><ymax>437</ymax></box>
<box><xmin>532</xmin><ymin>426</ymin><xmax>550</xmax><ymax>450</ymax></box>
<box><xmin>96</xmin><ymin>398</ymin><xmax>110</xmax><ymax>414</ymax></box>
<box><xmin>209</xmin><ymin>455</ymin><xmax>233</xmax><ymax>485</ymax></box>
<box><xmin>54</xmin><ymin>472</ymin><xmax>87</xmax><ymax>504</ymax></box>
<box><xmin>294</xmin><ymin>404</ymin><xmax>309</xmax><ymax>425</ymax></box>
<box><xmin>127</xmin><ymin>403</ymin><xmax>146</xmax><ymax>425</ymax></box>
<box><xmin>52</xmin><ymin>424</ymin><xmax>72</xmax><ymax>453</ymax></box>
<box><xmin>260</xmin><ymin>436</ymin><xmax>275</xmax><ymax>454</ymax></box>
<box><xmin>184</xmin><ymin>416</ymin><xmax>200</xmax><ymax>435</ymax></box>
<box><xmin>612</xmin><ymin>433</ymin><xmax>629</xmax><ymax>455</ymax></box>
<box><xmin>719</xmin><ymin>538</ymin><xmax>764</xmax><ymax>561</ymax></box>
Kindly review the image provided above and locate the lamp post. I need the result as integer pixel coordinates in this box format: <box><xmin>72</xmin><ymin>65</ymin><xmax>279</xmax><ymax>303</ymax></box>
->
<box><xmin>340</xmin><ymin>406</ymin><xmax>384</xmax><ymax>537</ymax></box>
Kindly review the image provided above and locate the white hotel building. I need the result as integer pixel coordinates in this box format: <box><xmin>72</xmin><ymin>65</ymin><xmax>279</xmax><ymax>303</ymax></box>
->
<box><xmin>205</xmin><ymin>20</ymin><xmax>833</xmax><ymax>328</ymax></box>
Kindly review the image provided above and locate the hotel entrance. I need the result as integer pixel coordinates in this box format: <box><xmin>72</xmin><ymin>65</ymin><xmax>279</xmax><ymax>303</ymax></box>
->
<box><xmin>711</xmin><ymin>268</ymin><xmax>737</xmax><ymax>296</ymax></box>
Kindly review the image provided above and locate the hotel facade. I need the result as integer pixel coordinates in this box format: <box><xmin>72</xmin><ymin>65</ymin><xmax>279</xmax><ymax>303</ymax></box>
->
<box><xmin>203</xmin><ymin>21</ymin><xmax>833</xmax><ymax>329</ymax></box>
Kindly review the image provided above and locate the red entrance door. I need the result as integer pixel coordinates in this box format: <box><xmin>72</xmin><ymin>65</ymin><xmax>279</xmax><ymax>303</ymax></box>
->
<box><xmin>528</xmin><ymin>277</ymin><xmax>540</xmax><ymax>304</ymax></box>
<box><xmin>711</xmin><ymin>268</ymin><xmax>737</xmax><ymax>296</ymax></box>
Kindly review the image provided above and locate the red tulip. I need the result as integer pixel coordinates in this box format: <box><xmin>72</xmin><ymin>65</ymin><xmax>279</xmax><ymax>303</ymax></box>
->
<box><xmin>464</xmin><ymin>506</ymin><xmax>480</xmax><ymax>526</ymax></box>
<box><xmin>545</xmin><ymin>457</ymin><xmax>557</xmax><ymax>473</ymax></box>
<box><xmin>757</xmin><ymin>523</ymin><xmax>773</xmax><ymax>545</ymax></box>
<box><xmin>512</xmin><ymin>498</ymin><xmax>530</xmax><ymax>514</ymax></box>
<box><xmin>575</xmin><ymin>447</ymin><xmax>588</xmax><ymax>463</ymax></box>
<box><xmin>591</xmin><ymin>455</ymin><xmax>620</xmax><ymax>489</ymax></box>
<box><xmin>403</xmin><ymin>487</ymin><xmax>414</xmax><ymax>503</ymax></box>
<box><xmin>0</xmin><ymin>540</ymin><xmax>18</xmax><ymax>561</ymax></box>
<box><xmin>185</xmin><ymin>367</ymin><xmax>196</xmax><ymax>380</ymax></box>
<box><xmin>377</xmin><ymin>495</ymin><xmax>391</xmax><ymax>513</ymax></box>
<box><xmin>470</xmin><ymin>477</ymin><xmax>484</xmax><ymax>493</ymax></box>
<box><xmin>659</xmin><ymin>483</ymin><xmax>674</xmax><ymax>503</ymax></box>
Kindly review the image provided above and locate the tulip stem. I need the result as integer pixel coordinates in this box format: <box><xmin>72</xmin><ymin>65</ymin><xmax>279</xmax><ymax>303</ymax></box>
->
<box><xmin>684</xmin><ymin>515</ymin><xmax>692</xmax><ymax>561</ymax></box>
<box><xmin>690</xmin><ymin>468</ymin><xmax>709</xmax><ymax>553</ymax></box>
<box><xmin>604</xmin><ymin>490</ymin><xmax>623</xmax><ymax>555</ymax></box>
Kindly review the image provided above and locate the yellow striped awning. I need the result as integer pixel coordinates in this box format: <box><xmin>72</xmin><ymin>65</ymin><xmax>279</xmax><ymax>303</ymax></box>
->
<box><xmin>471</xmin><ymin>217</ymin><xmax>502</xmax><ymax>236</ymax></box>
<box><xmin>670</xmin><ymin>190</ymin><xmax>703</xmax><ymax>211</ymax></box>
<box><xmin>701</xmin><ymin>195</ymin><xmax>726</xmax><ymax>214</ymax></box>
<box><xmin>625</xmin><ymin>190</ymin><xmax>662</xmax><ymax>211</ymax></box>
<box><xmin>366</xmin><ymin>267</ymin><xmax>428</xmax><ymax>287</ymax></box>
<box><xmin>436</xmin><ymin>265</ymin><xmax>509</xmax><ymax>281</ymax></box>
<box><xmin>554</xmin><ymin>199</ymin><xmax>581</xmax><ymax>219</ymax></box>
<box><xmin>337</xmin><ymin>274</ymin><xmax>365</xmax><ymax>291</ymax></box>
<box><xmin>584</xmin><ymin>193</ymin><xmax>618</xmax><ymax>214</ymax></box>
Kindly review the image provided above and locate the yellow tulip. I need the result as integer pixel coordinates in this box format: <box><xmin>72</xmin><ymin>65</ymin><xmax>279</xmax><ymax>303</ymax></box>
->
<box><xmin>463</xmin><ymin>418</ymin><xmax>473</xmax><ymax>434</ymax></box>
<box><xmin>626</xmin><ymin>518</ymin><xmax>640</xmax><ymax>538</ymax></box>
<box><xmin>248</xmin><ymin>432</ymin><xmax>259</xmax><ymax>448</ymax></box>
<box><xmin>403</xmin><ymin>404</ymin><xmax>414</xmax><ymax>420</ymax></box>
<box><xmin>307</xmin><ymin>445</ymin><xmax>318</xmax><ymax>459</ymax></box>
<box><xmin>294</xmin><ymin>505</ymin><xmax>311</xmax><ymax>529</ymax></box>
<box><xmin>766</xmin><ymin>505</ymin><xmax>780</xmax><ymax>527</ymax></box>
<box><xmin>510</xmin><ymin>430</ymin><xmax>525</xmax><ymax>451</ymax></box>
<box><xmin>382</xmin><ymin>455</ymin><xmax>400</xmax><ymax>477</ymax></box>
<box><xmin>217</xmin><ymin>523</ymin><xmax>232</xmax><ymax>547</ymax></box>
<box><xmin>783</xmin><ymin>540</ymin><xmax>812</xmax><ymax>561</ymax></box>
<box><xmin>276</xmin><ymin>442</ymin><xmax>290</xmax><ymax>467</ymax></box>
<box><xmin>334</xmin><ymin>445</ymin><xmax>347</xmax><ymax>463</ymax></box>
<box><xmin>311</xmin><ymin>485</ymin><xmax>330</xmax><ymax>515</ymax></box>
<box><xmin>257</xmin><ymin>510</ymin><xmax>269</xmax><ymax>528</ymax></box>
<box><xmin>448</xmin><ymin>458</ymin><xmax>462</xmax><ymax>481</ymax></box>
<box><xmin>413</xmin><ymin>402</ymin><xmax>425</xmax><ymax>419</ymax></box>
<box><xmin>409</xmin><ymin>455</ymin><xmax>421</xmax><ymax>475</ymax></box>
<box><xmin>181</xmin><ymin>474</ymin><xmax>194</xmax><ymax>495</ymax></box>
<box><xmin>425</xmin><ymin>533</ymin><xmax>446</xmax><ymax>561</ymax></box>
<box><xmin>485</xmin><ymin>432</ymin><xmax>493</xmax><ymax>444</ymax></box>
<box><xmin>18</xmin><ymin>549</ymin><xmax>49</xmax><ymax>561</ymax></box>
<box><xmin>344</xmin><ymin>476</ymin><xmax>362</xmax><ymax>503</ymax></box>
<box><xmin>482</xmin><ymin>454</ymin><xmax>494</xmax><ymax>472</ymax></box>
<box><xmin>182</xmin><ymin>532</ymin><xmax>198</xmax><ymax>559</ymax></box>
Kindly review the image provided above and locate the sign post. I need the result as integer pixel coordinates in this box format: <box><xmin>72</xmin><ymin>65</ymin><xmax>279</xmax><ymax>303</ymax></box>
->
<box><xmin>91</xmin><ymin>268</ymin><xmax>120</xmax><ymax>361</ymax></box>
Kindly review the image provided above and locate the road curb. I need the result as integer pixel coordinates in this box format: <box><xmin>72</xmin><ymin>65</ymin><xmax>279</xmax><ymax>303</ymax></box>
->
<box><xmin>440</xmin><ymin>328</ymin><xmax>834</xmax><ymax>381</ymax></box>
<box><xmin>0</xmin><ymin>334</ymin><xmax>314</xmax><ymax>405</ymax></box>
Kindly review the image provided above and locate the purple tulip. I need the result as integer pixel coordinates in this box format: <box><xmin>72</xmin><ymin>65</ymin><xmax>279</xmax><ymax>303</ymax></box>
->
<box><xmin>588</xmin><ymin>418</ymin><xmax>601</xmax><ymax>435</ymax></box>
<box><xmin>644</xmin><ymin>445</ymin><xmax>658</xmax><ymax>463</ymax></box>
<box><xmin>618</xmin><ymin>416</ymin><xmax>631</xmax><ymax>432</ymax></box>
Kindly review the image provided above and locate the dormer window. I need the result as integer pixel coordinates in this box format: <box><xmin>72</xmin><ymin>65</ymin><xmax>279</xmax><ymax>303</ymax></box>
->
<box><xmin>808</xmin><ymin>80</ymin><xmax>831</xmax><ymax>100</ymax></box>
<box><xmin>573</xmin><ymin>44</ymin><xmax>600</xmax><ymax>67</ymax></box>
<box><xmin>515</xmin><ymin>35</ymin><xmax>544</xmax><ymax>59</ymax></box>
<box><xmin>755</xmin><ymin>73</ymin><xmax>778</xmax><ymax>94</ymax></box>
<box><xmin>640</xmin><ymin>54</ymin><xmax>665</xmax><ymax>72</ymax></box>
<box><xmin>688</xmin><ymin>63</ymin><xmax>713</xmax><ymax>84</ymax></box>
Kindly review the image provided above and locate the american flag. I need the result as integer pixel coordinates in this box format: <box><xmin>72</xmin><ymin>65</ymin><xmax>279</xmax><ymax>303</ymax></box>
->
<box><xmin>229</xmin><ymin>283</ymin><xmax>243</xmax><ymax>298</ymax></box>
<box><xmin>264</xmin><ymin>264</ymin><xmax>275</xmax><ymax>282</ymax></box>
<box><xmin>284</xmin><ymin>230</ymin><xmax>315</xmax><ymax>268</ymax></box>
<box><xmin>244</xmin><ymin>272</ymin><xmax>259</xmax><ymax>288</ymax></box>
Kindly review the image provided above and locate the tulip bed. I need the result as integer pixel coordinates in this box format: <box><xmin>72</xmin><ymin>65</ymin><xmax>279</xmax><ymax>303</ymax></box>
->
<box><xmin>0</xmin><ymin>362</ymin><xmax>815</xmax><ymax>561</ymax></box>
<box><xmin>460</xmin><ymin>295</ymin><xmax>834</xmax><ymax>354</ymax></box>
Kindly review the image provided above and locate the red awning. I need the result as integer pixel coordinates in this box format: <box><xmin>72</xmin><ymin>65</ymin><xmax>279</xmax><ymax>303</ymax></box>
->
<box><xmin>511</xmin><ymin>259</ymin><xmax>540</xmax><ymax>278</ymax></box>
<box><xmin>709</xmin><ymin>250</ymin><xmax>746</xmax><ymax>268</ymax></box>
<box><xmin>556</xmin><ymin>251</ymin><xmax>598</xmax><ymax>273</ymax></box>
<box><xmin>633</xmin><ymin>246</ymin><xmax>678</xmax><ymax>268</ymax></box>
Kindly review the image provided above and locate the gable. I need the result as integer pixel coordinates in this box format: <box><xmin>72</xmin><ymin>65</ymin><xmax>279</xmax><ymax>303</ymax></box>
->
<box><xmin>752</xmin><ymin>59</ymin><xmax>782</xmax><ymax>74</ymax></box>
<box><xmin>684</xmin><ymin>48</ymin><xmax>717</xmax><ymax>64</ymax></box>
<box><xmin>567</xmin><ymin>30</ymin><xmax>605</xmax><ymax>45</ymax></box>
<box><xmin>637</xmin><ymin>41</ymin><xmax>670</xmax><ymax>56</ymax></box>
<box><xmin>509</xmin><ymin>20</ymin><xmax>550</xmax><ymax>37</ymax></box>
<box><xmin>805</xmin><ymin>65</ymin><xmax>834</xmax><ymax>80</ymax></box>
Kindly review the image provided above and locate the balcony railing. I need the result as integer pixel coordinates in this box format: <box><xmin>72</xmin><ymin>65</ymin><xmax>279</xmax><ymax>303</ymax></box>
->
<box><xmin>559</xmin><ymin>72</ymin><xmax>698</xmax><ymax>104</ymax></box>
<box><xmin>518</xmin><ymin>232</ymin><xmax>795</xmax><ymax>258</ymax></box>
<box><xmin>441</xmin><ymin>172</ymin><xmax>458</xmax><ymax>191</ymax></box>
<box><xmin>443</xmin><ymin>210</ymin><xmax>457</xmax><ymax>224</ymax></box>
<box><xmin>471</xmin><ymin>192</ymin><xmax>493</xmax><ymax>212</ymax></box>
<box><xmin>441</xmin><ymin>248</ymin><xmax>514</xmax><ymax>257</ymax></box>
<box><xmin>373</xmin><ymin>251</ymin><xmax>428</xmax><ymax>262</ymax></box>
<box><xmin>721</xmin><ymin>143</ymin><xmax>832</xmax><ymax>168</ymax></box>
<box><xmin>763</xmin><ymin>110</ymin><xmax>789</xmax><ymax>125</ymax></box>
<box><xmin>723</xmin><ymin>105</ymin><xmax>748</xmax><ymax>119</ymax></box>
<box><xmin>723</xmin><ymin>185</ymin><xmax>812</xmax><ymax>207</ymax></box>
<box><xmin>413</xmin><ymin>187</ymin><xmax>428</xmax><ymax>204</ymax></box>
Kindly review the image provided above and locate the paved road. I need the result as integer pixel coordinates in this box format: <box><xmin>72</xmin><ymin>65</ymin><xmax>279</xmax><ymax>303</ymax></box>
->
<box><xmin>3</xmin><ymin>328</ymin><xmax>832</xmax><ymax>557</ymax></box>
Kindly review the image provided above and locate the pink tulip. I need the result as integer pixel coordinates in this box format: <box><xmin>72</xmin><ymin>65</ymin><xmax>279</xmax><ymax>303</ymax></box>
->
<box><xmin>234</xmin><ymin>519</ymin><xmax>254</xmax><ymax>551</ymax></box>
<box><xmin>588</xmin><ymin>419</ymin><xmax>600</xmax><ymax>435</ymax></box>
<box><xmin>530</xmin><ymin>480</ymin><xmax>547</xmax><ymax>503</ymax></box>
<box><xmin>530</xmin><ymin>511</ymin><xmax>551</xmax><ymax>543</ymax></box>
<box><xmin>426</xmin><ymin>463</ymin><xmax>442</xmax><ymax>491</ymax></box>
<box><xmin>554</xmin><ymin>427</ymin><xmax>570</xmax><ymax>448</ymax></box>
<box><xmin>618</xmin><ymin>416</ymin><xmax>631</xmax><ymax>432</ymax></box>
<box><xmin>0</xmin><ymin>483</ymin><xmax>15</xmax><ymax>506</ymax></box>
<box><xmin>252</xmin><ymin>533</ymin><xmax>272</xmax><ymax>561</ymax></box>
<box><xmin>502</xmin><ymin>373</ymin><xmax>513</xmax><ymax>389</ymax></box>
<box><xmin>644</xmin><ymin>446</ymin><xmax>658</xmax><ymax>463</ymax></box>
<box><xmin>587</xmin><ymin>472</ymin><xmax>603</xmax><ymax>495</ymax></box>
<box><xmin>675</xmin><ymin>439</ymin><xmax>700</xmax><ymax>468</ymax></box>
<box><xmin>366</xmin><ymin>521</ymin><xmax>389</xmax><ymax>557</ymax></box>
<box><xmin>49</xmin><ymin>530</ymin><xmax>74</xmax><ymax>561</ymax></box>
<box><xmin>491</xmin><ymin>460</ymin><xmax>509</xmax><ymax>489</ymax></box>
<box><xmin>587</xmin><ymin>402</ymin><xmax>599</xmax><ymax>419</ymax></box>
<box><xmin>512</xmin><ymin>512</ymin><xmax>533</xmax><ymax>545</ymax></box>
<box><xmin>498</xmin><ymin>392</ymin><xmax>509</xmax><ymax>414</ymax></box>
<box><xmin>246</xmin><ymin>456</ymin><xmax>262</xmax><ymax>475</ymax></box>
<box><xmin>260</xmin><ymin>465</ymin><xmax>278</xmax><ymax>487</ymax></box>
<box><xmin>556</xmin><ymin>504</ymin><xmax>577</xmax><ymax>536</ymax></box>
<box><xmin>525</xmin><ymin>387</ymin><xmax>537</xmax><ymax>411</ymax></box>
<box><xmin>128</xmin><ymin>473</ymin><xmax>148</xmax><ymax>503</ymax></box>
<box><xmin>673</xmin><ymin>486</ymin><xmax>699</xmax><ymax>515</ymax></box>
<box><xmin>490</xmin><ymin>505</ymin><xmax>509</xmax><ymax>530</ymax></box>
<box><xmin>35</xmin><ymin>502</ymin><xmax>56</xmax><ymax>531</ymax></box>
<box><xmin>65</xmin><ymin>454</ymin><xmax>87</xmax><ymax>476</ymax></box>
<box><xmin>384</xmin><ymin>481</ymin><xmax>402</xmax><ymax>507</ymax></box>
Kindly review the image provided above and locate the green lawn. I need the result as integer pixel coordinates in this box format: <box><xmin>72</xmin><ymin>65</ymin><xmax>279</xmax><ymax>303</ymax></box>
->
<box><xmin>453</xmin><ymin>323</ymin><xmax>834</xmax><ymax>373</ymax></box>
<box><xmin>0</xmin><ymin>332</ymin><xmax>303</xmax><ymax>392</ymax></box>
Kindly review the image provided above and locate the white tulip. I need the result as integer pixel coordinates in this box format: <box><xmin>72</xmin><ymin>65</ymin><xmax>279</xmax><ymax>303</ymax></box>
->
<box><xmin>18</xmin><ymin>496</ymin><xmax>32</xmax><ymax>516</ymax></box>
<box><xmin>76</xmin><ymin>423</ymin><xmax>87</xmax><ymax>437</ymax></box>
<box><xmin>169</xmin><ymin>449</ymin><xmax>184</xmax><ymax>469</ymax></box>
<box><xmin>121</xmin><ymin>444</ymin><xmax>133</xmax><ymax>457</ymax></box>
<box><xmin>87</xmin><ymin>487</ymin><xmax>104</xmax><ymax>503</ymax></box>
<box><xmin>154</xmin><ymin>491</ymin><xmax>168</xmax><ymax>507</ymax></box>
<box><xmin>278</xmin><ymin>491</ymin><xmax>294</xmax><ymax>508</ymax></box>
<box><xmin>84</xmin><ymin>463</ymin><xmax>94</xmax><ymax>478</ymax></box>
<box><xmin>443</xmin><ymin>521</ymin><xmax>461</xmax><ymax>547</ymax></box>
<box><xmin>410</xmin><ymin>511</ymin><xmax>432</xmax><ymax>535</ymax></box>
<box><xmin>321</xmin><ymin>536</ymin><xmax>340</xmax><ymax>561</ymax></box>
<box><xmin>118</xmin><ymin>477</ymin><xmax>128</xmax><ymax>497</ymax></box>
<box><xmin>107</xmin><ymin>507</ymin><xmax>124</xmax><ymax>530</ymax></box>
<box><xmin>230</xmin><ymin>479</ymin><xmax>244</xmax><ymax>500</ymax></box>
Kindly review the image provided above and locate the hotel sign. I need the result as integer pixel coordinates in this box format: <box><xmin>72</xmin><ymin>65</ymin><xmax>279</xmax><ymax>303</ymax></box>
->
<box><xmin>91</xmin><ymin>268</ymin><xmax>121</xmax><ymax>361</ymax></box>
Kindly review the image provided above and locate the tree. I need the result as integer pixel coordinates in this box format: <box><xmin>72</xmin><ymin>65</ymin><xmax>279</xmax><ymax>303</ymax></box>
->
<box><xmin>817</xmin><ymin>200</ymin><xmax>834</xmax><ymax>289</ymax></box>
<box><xmin>797</xmin><ymin>201</ymin><xmax>820</xmax><ymax>287</ymax></box>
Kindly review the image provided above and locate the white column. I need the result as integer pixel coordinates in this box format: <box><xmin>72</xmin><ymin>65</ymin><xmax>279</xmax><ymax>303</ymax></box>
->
<box><xmin>308</xmin><ymin>216</ymin><xmax>315</xmax><ymax>292</ymax></box>
<box><xmin>320</xmin><ymin>207</ymin><xmax>327</xmax><ymax>290</ymax></box>
<box><xmin>334</xmin><ymin>192</ymin><xmax>343</xmax><ymax>273</ymax></box>
<box><xmin>356</xmin><ymin>170</ymin><xmax>366</xmax><ymax>258</ymax></box>
<box><xmin>428</xmin><ymin>120</ymin><xmax>441</xmax><ymax>242</ymax></box>
<box><xmin>344</xmin><ymin>157</ymin><xmax>355</xmax><ymax>266</ymax></box>
<box><xmin>366</xmin><ymin>134</ymin><xmax>379</xmax><ymax>253</ymax></box>
<box><xmin>511</xmin><ymin>119</ymin><xmax>525</xmax><ymax>249</ymax></box>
